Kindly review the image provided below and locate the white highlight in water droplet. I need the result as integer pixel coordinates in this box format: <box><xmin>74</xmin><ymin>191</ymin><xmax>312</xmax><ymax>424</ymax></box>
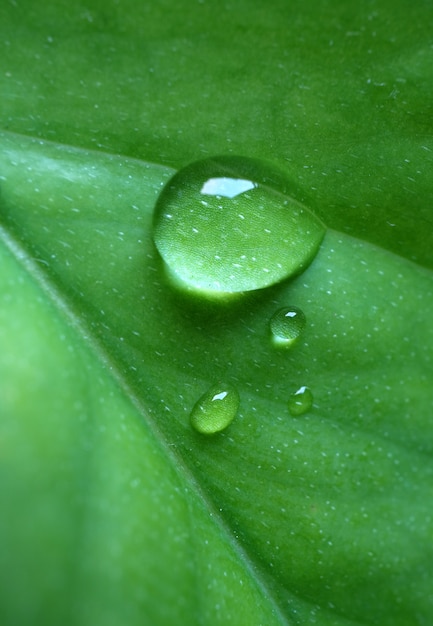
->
<box><xmin>200</xmin><ymin>177</ymin><xmax>256</xmax><ymax>198</ymax></box>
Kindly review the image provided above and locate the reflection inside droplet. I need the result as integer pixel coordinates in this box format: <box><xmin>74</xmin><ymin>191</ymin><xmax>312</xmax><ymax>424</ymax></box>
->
<box><xmin>288</xmin><ymin>385</ymin><xmax>313</xmax><ymax>416</ymax></box>
<box><xmin>200</xmin><ymin>177</ymin><xmax>256</xmax><ymax>198</ymax></box>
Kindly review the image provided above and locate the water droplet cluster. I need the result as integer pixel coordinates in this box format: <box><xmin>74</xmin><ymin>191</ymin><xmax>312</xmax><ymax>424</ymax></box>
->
<box><xmin>189</xmin><ymin>304</ymin><xmax>312</xmax><ymax>433</ymax></box>
<box><xmin>152</xmin><ymin>156</ymin><xmax>319</xmax><ymax>433</ymax></box>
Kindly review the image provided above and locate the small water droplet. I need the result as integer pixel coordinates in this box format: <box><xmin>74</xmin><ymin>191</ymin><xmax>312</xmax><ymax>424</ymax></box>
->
<box><xmin>288</xmin><ymin>386</ymin><xmax>313</xmax><ymax>416</ymax></box>
<box><xmin>270</xmin><ymin>306</ymin><xmax>306</xmax><ymax>348</ymax></box>
<box><xmin>153</xmin><ymin>156</ymin><xmax>325</xmax><ymax>297</ymax></box>
<box><xmin>190</xmin><ymin>382</ymin><xmax>240</xmax><ymax>434</ymax></box>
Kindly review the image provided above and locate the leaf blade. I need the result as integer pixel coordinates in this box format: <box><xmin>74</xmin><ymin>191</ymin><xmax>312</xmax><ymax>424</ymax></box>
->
<box><xmin>1</xmin><ymin>132</ymin><xmax>432</xmax><ymax>624</ymax></box>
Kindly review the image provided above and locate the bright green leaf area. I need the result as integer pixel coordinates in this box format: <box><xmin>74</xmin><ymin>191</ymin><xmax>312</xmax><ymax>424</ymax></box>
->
<box><xmin>1</xmin><ymin>0</ymin><xmax>433</xmax><ymax>267</ymax></box>
<box><xmin>1</xmin><ymin>132</ymin><xmax>432</xmax><ymax>626</ymax></box>
<box><xmin>1</xmin><ymin>1</ymin><xmax>433</xmax><ymax>625</ymax></box>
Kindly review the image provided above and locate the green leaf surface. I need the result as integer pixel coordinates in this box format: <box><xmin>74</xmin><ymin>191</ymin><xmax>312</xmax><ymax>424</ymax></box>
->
<box><xmin>1</xmin><ymin>131</ymin><xmax>432</xmax><ymax>625</ymax></box>
<box><xmin>1</xmin><ymin>1</ymin><xmax>433</xmax><ymax>625</ymax></box>
<box><xmin>1</xmin><ymin>0</ymin><xmax>433</xmax><ymax>267</ymax></box>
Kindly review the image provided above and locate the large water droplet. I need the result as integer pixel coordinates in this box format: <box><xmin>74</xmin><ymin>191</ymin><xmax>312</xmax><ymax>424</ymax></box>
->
<box><xmin>190</xmin><ymin>382</ymin><xmax>240</xmax><ymax>434</ymax></box>
<box><xmin>288</xmin><ymin>386</ymin><xmax>313</xmax><ymax>416</ymax></box>
<box><xmin>270</xmin><ymin>306</ymin><xmax>306</xmax><ymax>348</ymax></box>
<box><xmin>153</xmin><ymin>156</ymin><xmax>325</xmax><ymax>296</ymax></box>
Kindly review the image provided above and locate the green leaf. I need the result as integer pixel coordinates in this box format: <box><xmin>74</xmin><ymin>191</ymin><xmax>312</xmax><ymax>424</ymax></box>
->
<box><xmin>1</xmin><ymin>1</ymin><xmax>433</xmax><ymax>625</ymax></box>
<box><xmin>1</xmin><ymin>0</ymin><xmax>432</xmax><ymax>266</ymax></box>
<box><xmin>1</xmin><ymin>131</ymin><xmax>432</xmax><ymax>626</ymax></box>
<box><xmin>0</xmin><ymin>135</ymin><xmax>286</xmax><ymax>626</ymax></box>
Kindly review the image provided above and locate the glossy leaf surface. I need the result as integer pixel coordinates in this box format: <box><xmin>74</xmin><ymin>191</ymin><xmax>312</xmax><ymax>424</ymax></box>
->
<box><xmin>1</xmin><ymin>1</ymin><xmax>433</xmax><ymax>625</ymax></box>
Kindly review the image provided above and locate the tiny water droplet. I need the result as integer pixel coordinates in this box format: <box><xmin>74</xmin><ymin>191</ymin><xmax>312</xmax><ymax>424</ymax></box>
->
<box><xmin>288</xmin><ymin>386</ymin><xmax>313</xmax><ymax>416</ymax></box>
<box><xmin>153</xmin><ymin>156</ymin><xmax>325</xmax><ymax>296</ymax></box>
<box><xmin>270</xmin><ymin>306</ymin><xmax>306</xmax><ymax>348</ymax></box>
<box><xmin>190</xmin><ymin>382</ymin><xmax>240</xmax><ymax>434</ymax></box>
